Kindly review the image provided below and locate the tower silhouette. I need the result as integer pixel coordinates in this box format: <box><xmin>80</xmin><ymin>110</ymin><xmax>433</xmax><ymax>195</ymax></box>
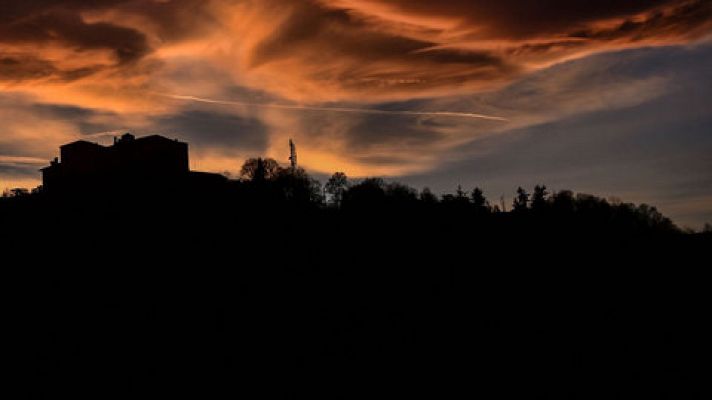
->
<box><xmin>289</xmin><ymin>139</ymin><xmax>297</xmax><ymax>171</ymax></box>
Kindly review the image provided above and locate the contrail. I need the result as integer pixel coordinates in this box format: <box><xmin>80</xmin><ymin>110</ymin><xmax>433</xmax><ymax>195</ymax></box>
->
<box><xmin>158</xmin><ymin>93</ymin><xmax>508</xmax><ymax>121</ymax></box>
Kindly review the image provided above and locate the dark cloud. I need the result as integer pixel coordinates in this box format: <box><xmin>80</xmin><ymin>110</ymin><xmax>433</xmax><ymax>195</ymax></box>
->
<box><xmin>14</xmin><ymin>101</ymin><xmax>120</xmax><ymax>133</ymax></box>
<box><xmin>0</xmin><ymin>162</ymin><xmax>42</xmax><ymax>181</ymax></box>
<box><xmin>352</xmin><ymin>155</ymin><xmax>413</xmax><ymax>166</ymax></box>
<box><xmin>342</xmin><ymin>114</ymin><xmax>445</xmax><ymax>151</ymax></box>
<box><xmin>109</xmin><ymin>0</ymin><xmax>215</xmax><ymax>40</ymax></box>
<box><xmin>251</xmin><ymin>4</ymin><xmax>491</xmax><ymax>66</ymax></box>
<box><xmin>0</xmin><ymin>0</ymin><xmax>125</xmax><ymax>22</ymax></box>
<box><xmin>569</xmin><ymin>0</ymin><xmax>712</xmax><ymax>41</ymax></box>
<box><xmin>0</xmin><ymin>5</ymin><xmax>149</xmax><ymax>63</ymax></box>
<box><xmin>0</xmin><ymin>55</ymin><xmax>57</xmax><ymax>82</ymax></box>
<box><xmin>353</xmin><ymin>0</ymin><xmax>705</xmax><ymax>38</ymax></box>
<box><xmin>251</xmin><ymin>8</ymin><xmax>418</xmax><ymax>60</ymax></box>
<box><xmin>153</xmin><ymin>110</ymin><xmax>269</xmax><ymax>154</ymax></box>
<box><xmin>0</xmin><ymin>0</ymin><xmax>210</xmax><ymax>83</ymax></box>
<box><xmin>0</xmin><ymin>155</ymin><xmax>47</xmax><ymax>191</ymax></box>
<box><xmin>0</xmin><ymin>54</ymin><xmax>100</xmax><ymax>83</ymax></box>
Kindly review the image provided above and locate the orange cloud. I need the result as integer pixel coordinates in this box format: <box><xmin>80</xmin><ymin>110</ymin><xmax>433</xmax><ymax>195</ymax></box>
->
<box><xmin>2</xmin><ymin>0</ymin><xmax>710</xmax><ymax>103</ymax></box>
<box><xmin>207</xmin><ymin>0</ymin><xmax>712</xmax><ymax>101</ymax></box>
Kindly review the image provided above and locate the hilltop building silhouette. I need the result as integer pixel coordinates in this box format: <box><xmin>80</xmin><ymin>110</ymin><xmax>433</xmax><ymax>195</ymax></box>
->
<box><xmin>41</xmin><ymin>133</ymin><xmax>226</xmax><ymax>194</ymax></box>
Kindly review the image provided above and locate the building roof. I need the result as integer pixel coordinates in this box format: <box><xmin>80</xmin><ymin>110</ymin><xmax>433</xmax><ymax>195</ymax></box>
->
<box><xmin>60</xmin><ymin>140</ymin><xmax>103</xmax><ymax>149</ymax></box>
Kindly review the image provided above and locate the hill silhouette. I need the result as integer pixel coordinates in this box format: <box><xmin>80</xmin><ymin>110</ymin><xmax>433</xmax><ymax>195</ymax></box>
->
<box><xmin>2</xmin><ymin>136</ymin><xmax>710</xmax><ymax>399</ymax></box>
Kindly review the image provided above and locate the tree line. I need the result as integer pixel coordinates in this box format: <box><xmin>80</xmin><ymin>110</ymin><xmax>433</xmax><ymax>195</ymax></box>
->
<box><xmin>2</xmin><ymin>155</ymin><xmax>709</xmax><ymax>235</ymax></box>
<box><xmin>226</xmin><ymin>157</ymin><xmax>690</xmax><ymax>234</ymax></box>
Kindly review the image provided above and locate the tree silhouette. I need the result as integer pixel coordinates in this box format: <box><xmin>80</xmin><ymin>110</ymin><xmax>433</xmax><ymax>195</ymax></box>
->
<box><xmin>456</xmin><ymin>185</ymin><xmax>468</xmax><ymax>202</ymax></box>
<box><xmin>325</xmin><ymin>172</ymin><xmax>349</xmax><ymax>207</ymax></box>
<box><xmin>342</xmin><ymin>178</ymin><xmax>386</xmax><ymax>210</ymax></box>
<box><xmin>552</xmin><ymin>190</ymin><xmax>575</xmax><ymax>214</ymax></box>
<box><xmin>635</xmin><ymin>203</ymin><xmax>676</xmax><ymax>231</ymax></box>
<box><xmin>385</xmin><ymin>182</ymin><xmax>418</xmax><ymax>208</ymax></box>
<box><xmin>513</xmin><ymin>187</ymin><xmax>529</xmax><ymax>212</ymax></box>
<box><xmin>442</xmin><ymin>184</ymin><xmax>470</xmax><ymax>208</ymax></box>
<box><xmin>531</xmin><ymin>185</ymin><xmax>549</xmax><ymax>212</ymax></box>
<box><xmin>419</xmin><ymin>187</ymin><xmax>438</xmax><ymax>204</ymax></box>
<box><xmin>7</xmin><ymin>188</ymin><xmax>29</xmax><ymax>197</ymax></box>
<box><xmin>273</xmin><ymin>167</ymin><xmax>323</xmax><ymax>205</ymax></box>
<box><xmin>2</xmin><ymin>148</ymin><xmax>688</xmax><ymax>239</ymax></box>
<box><xmin>240</xmin><ymin>157</ymin><xmax>282</xmax><ymax>181</ymax></box>
<box><xmin>471</xmin><ymin>187</ymin><xmax>489</xmax><ymax>213</ymax></box>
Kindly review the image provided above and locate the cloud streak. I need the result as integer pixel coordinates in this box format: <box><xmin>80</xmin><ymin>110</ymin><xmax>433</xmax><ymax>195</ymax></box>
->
<box><xmin>160</xmin><ymin>93</ymin><xmax>509</xmax><ymax>121</ymax></box>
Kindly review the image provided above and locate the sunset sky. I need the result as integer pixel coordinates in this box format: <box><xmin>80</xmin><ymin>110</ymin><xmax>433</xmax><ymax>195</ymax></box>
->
<box><xmin>1</xmin><ymin>0</ymin><xmax>711</xmax><ymax>227</ymax></box>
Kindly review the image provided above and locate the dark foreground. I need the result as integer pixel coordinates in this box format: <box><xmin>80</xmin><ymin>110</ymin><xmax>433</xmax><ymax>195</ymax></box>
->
<box><xmin>3</xmin><ymin>192</ymin><xmax>710</xmax><ymax>399</ymax></box>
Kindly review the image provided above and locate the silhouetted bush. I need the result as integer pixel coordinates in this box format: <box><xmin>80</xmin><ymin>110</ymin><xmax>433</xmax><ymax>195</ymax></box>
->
<box><xmin>341</xmin><ymin>177</ymin><xmax>387</xmax><ymax>210</ymax></box>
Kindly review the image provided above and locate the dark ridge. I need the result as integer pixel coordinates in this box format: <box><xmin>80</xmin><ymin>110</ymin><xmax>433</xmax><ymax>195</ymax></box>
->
<box><xmin>2</xmin><ymin>134</ymin><xmax>710</xmax><ymax>399</ymax></box>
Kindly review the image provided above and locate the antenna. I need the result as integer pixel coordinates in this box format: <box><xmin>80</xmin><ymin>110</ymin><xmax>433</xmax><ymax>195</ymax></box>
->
<box><xmin>289</xmin><ymin>139</ymin><xmax>297</xmax><ymax>170</ymax></box>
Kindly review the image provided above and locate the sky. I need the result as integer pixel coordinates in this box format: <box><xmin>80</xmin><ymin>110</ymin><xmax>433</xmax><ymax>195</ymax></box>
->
<box><xmin>1</xmin><ymin>0</ymin><xmax>711</xmax><ymax>228</ymax></box>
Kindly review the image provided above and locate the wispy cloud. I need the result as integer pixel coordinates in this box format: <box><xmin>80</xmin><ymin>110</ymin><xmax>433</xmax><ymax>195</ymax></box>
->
<box><xmin>0</xmin><ymin>155</ymin><xmax>47</xmax><ymax>165</ymax></box>
<box><xmin>160</xmin><ymin>93</ymin><xmax>509</xmax><ymax>121</ymax></box>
